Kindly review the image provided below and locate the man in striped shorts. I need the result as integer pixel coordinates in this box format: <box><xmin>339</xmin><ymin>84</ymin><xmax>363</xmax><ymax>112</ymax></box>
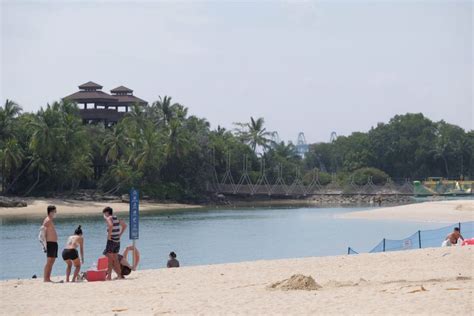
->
<box><xmin>102</xmin><ymin>207</ymin><xmax>127</xmax><ymax>280</ymax></box>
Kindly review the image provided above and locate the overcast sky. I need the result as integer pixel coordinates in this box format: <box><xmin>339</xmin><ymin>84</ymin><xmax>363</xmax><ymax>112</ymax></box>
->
<box><xmin>1</xmin><ymin>0</ymin><xmax>472</xmax><ymax>143</ymax></box>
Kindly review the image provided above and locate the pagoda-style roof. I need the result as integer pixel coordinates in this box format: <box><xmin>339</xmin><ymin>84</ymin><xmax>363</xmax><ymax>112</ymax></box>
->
<box><xmin>64</xmin><ymin>90</ymin><xmax>118</xmax><ymax>103</ymax></box>
<box><xmin>109</xmin><ymin>94</ymin><xmax>147</xmax><ymax>106</ymax></box>
<box><xmin>64</xmin><ymin>81</ymin><xmax>147</xmax><ymax>106</ymax></box>
<box><xmin>78</xmin><ymin>81</ymin><xmax>103</xmax><ymax>90</ymax></box>
<box><xmin>111</xmin><ymin>86</ymin><xmax>133</xmax><ymax>94</ymax></box>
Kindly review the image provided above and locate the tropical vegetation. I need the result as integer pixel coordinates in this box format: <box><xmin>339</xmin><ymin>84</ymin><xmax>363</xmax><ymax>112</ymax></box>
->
<box><xmin>0</xmin><ymin>99</ymin><xmax>472</xmax><ymax>200</ymax></box>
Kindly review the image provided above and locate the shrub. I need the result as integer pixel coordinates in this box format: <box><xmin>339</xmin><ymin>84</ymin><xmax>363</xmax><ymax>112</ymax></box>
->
<box><xmin>351</xmin><ymin>167</ymin><xmax>389</xmax><ymax>185</ymax></box>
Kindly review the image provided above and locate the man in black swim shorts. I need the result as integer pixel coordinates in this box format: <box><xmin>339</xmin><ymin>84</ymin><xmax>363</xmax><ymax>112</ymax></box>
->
<box><xmin>42</xmin><ymin>205</ymin><xmax>58</xmax><ymax>282</ymax></box>
<box><xmin>47</xmin><ymin>241</ymin><xmax>58</xmax><ymax>258</ymax></box>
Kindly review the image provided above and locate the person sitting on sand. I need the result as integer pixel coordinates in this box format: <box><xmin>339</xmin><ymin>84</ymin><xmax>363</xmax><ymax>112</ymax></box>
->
<box><xmin>442</xmin><ymin>227</ymin><xmax>464</xmax><ymax>247</ymax></box>
<box><xmin>62</xmin><ymin>225</ymin><xmax>84</xmax><ymax>282</ymax></box>
<box><xmin>118</xmin><ymin>245</ymin><xmax>140</xmax><ymax>278</ymax></box>
<box><xmin>167</xmin><ymin>251</ymin><xmax>180</xmax><ymax>268</ymax></box>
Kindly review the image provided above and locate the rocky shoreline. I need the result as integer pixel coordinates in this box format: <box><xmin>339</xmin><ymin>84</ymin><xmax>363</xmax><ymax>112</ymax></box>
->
<box><xmin>1</xmin><ymin>191</ymin><xmax>414</xmax><ymax>209</ymax></box>
<box><xmin>307</xmin><ymin>194</ymin><xmax>414</xmax><ymax>206</ymax></box>
<box><xmin>216</xmin><ymin>194</ymin><xmax>415</xmax><ymax>207</ymax></box>
<box><xmin>0</xmin><ymin>196</ymin><xmax>28</xmax><ymax>208</ymax></box>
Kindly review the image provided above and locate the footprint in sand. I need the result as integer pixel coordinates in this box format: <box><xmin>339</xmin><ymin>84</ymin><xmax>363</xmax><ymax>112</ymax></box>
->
<box><xmin>408</xmin><ymin>285</ymin><xmax>427</xmax><ymax>293</ymax></box>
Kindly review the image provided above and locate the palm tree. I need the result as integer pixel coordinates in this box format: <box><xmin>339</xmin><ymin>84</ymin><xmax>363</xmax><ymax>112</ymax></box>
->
<box><xmin>151</xmin><ymin>96</ymin><xmax>188</xmax><ymax>127</ymax></box>
<box><xmin>24</xmin><ymin>154</ymin><xmax>49</xmax><ymax>195</ymax></box>
<box><xmin>0</xmin><ymin>99</ymin><xmax>22</xmax><ymax>117</ymax></box>
<box><xmin>123</xmin><ymin>103</ymin><xmax>146</xmax><ymax>130</ymax></box>
<box><xmin>102</xmin><ymin>159</ymin><xmax>140</xmax><ymax>194</ymax></box>
<box><xmin>103</xmin><ymin>126</ymin><xmax>129</xmax><ymax>163</ymax></box>
<box><xmin>215</xmin><ymin>125</ymin><xmax>226</xmax><ymax>136</ymax></box>
<box><xmin>29</xmin><ymin>115</ymin><xmax>56</xmax><ymax>158</ymax></box>
<box><xmin>0</xmin><ymin>99</ymin><xmax>22</xmax><ymax>140</ymax></box>
<box><xmin>69</xmin><ymin>154</ymin><xmax>93</xmax><ymax>191</ymax></box>
<box><xmin>0</xmin><ymin>139</ymin><xmax>24</xmax><ymax>193</ymax></box>
<box><xmin>132</xmin><ymin>122</ymin><xmax>163</xmax><ymax>171</ymax></box>
<box><xmin>234</xmin><ymin>117</ymin><xmax>273</xmax><ymax>153</ymax></box>
<box><xmin>165</xmin><ymin>119</ymin><xmax>189</xmax><ymax>159</ymax></box>
<box><xmin>271</xmin><ymin>141</ymin><xmax>299</xmax><ymax>161</ymax></box>
<box><xmin>152</xmin><ymin>96</ymin><xmax>175</xmax><ymax>126</ymax></box>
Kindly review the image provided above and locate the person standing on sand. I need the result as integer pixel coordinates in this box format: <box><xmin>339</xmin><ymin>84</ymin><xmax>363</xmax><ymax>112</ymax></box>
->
<box><xmin>102</xmin><ymin>207</ymin><xmax>127</xmax><ymax>280</ymax></box>
<box><xmin>42</xmin><ymin>205</ymin><xmax>58</xmax><ymax>282</ymax></box>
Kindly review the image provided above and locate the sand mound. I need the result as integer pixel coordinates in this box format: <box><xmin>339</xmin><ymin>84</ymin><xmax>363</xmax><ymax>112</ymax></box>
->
<box><xmin>268</xmin><ymin>274</ymin><xmax>322</xmax><ymax>291</ymax></box>
<box><xmin>455</xmin><ymin>203</ymin><xmax>474</xmax><ymax>212</ymax></box>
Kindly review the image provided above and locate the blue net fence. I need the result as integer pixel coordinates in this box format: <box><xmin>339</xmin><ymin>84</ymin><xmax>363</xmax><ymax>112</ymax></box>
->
<box><xmin>348</xmin><ymin>221</ymin><xmax>474</xmax><ymax>255</ymax></box>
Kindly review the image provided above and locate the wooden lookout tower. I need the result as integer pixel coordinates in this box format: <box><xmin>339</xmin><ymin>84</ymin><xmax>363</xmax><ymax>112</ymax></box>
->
<box><xmin>64</xmin><ymin>81</ymin><xmax>147</xmax><ymax>125</ymax></box>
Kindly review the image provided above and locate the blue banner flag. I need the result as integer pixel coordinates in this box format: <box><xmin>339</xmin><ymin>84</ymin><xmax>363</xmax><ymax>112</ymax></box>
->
<box><xmin>129</xmin><ymin>188</ymin><xmax>139</xmax><ymax>240</ymax></box>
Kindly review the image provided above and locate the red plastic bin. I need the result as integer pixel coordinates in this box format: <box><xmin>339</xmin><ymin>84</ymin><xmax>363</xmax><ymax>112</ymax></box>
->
<box><xmin>462</xmin><ymin>238</ymin><xmax>474</xmax><ymax>246</ymax></box>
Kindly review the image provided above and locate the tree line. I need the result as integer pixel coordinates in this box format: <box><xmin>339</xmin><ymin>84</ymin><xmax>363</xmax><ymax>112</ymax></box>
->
<box><xmin>1</xmin><ymin>99</ymin><xmax>472</xmax><ymax>200</ymax></box>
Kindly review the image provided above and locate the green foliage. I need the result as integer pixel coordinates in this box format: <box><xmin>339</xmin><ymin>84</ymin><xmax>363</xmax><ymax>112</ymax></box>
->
<box><xmin>351</xmin><ymin>167</ymin><xmax>389</xmax><ymax>185</ymax></box>
<box><xmin>1</xmin><ymin>96</ymin><xmax>472</xmax><ymax>201</ymax></box>
<box><xmin>234</xmin><ymin>117</ymin><xmax>273</xmax><ymax>153</ymax></box>
<box><xmin>305</xmin><ymin>113</ymin><xmax>473</xmax><ymax>180</ymax></box>
<box><xmin>318</xmin><ymin>172</ymin><xmax>333</xmax><ymax>185</ymax></box>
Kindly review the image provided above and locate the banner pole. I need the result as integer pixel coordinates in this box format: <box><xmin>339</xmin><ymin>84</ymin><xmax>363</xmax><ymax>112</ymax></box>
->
<box><xmin>129</xmin><ymin>188</ymin><xmax>139</xmax><ymax>269</ymax></box>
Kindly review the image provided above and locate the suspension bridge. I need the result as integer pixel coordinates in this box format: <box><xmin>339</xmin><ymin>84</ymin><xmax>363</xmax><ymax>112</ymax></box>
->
<box><xmin>207</xmin><ymin>153</ymin><xmax>414</xmax><ymax>197</ymax></box>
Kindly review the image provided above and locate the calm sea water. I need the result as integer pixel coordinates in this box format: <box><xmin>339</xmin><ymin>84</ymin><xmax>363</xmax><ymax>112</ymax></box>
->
<box><xmin>0</xmin><ymin>206</ymin><xmax>446</xmax><ymax>280</ymax></box>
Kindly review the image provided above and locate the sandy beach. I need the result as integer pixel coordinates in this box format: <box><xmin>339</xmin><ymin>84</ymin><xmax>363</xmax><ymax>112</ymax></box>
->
<box><xmin>0</xmin><ymin>198</ymin><xmax>201</xmax><ymax>218</ymax></box>
<box><xmin>340</xmin><ymin>199</ymin><xmax>474</xmax><ymax>223</ymax></box>
<box><xmin>1</xmin><ymin>246</ymin><xmax>472</xmax><ymax>315</ymax></box>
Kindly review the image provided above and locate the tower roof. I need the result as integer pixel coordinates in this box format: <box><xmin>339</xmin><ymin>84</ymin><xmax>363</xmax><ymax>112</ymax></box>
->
<box><xmin>109</xmin><ymin>95</ymin><xmax>147</xmax><ymax>106</ymax></box>
<box><xmin>64</xmin><ymin>91</ymin><xmax>118</xmax><ymax>103</ymax></box>
<box><xmin>78</xmin><ymin>81</ymin><xmax>103</xmax><ymax>90</ymax></box>
<box><xmin>64</xmin><ymin>81</ymin><xmax>147</xmax><ymax>106</ymax></box>
<box><xmin>111</xmin><ymin>86</ymin><xmax>133</xmax><ymax>94</ymax></box>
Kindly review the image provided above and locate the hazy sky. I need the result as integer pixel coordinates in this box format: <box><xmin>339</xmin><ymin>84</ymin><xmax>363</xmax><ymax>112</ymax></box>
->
<box><xmin>1</xmin><ymin>0</ymin><xmax>472</xmax><ymax>143</ymax></box>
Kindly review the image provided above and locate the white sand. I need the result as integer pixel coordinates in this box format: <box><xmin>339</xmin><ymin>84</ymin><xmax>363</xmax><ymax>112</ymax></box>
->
<box><xmin>340</xmin><ymin>199</ymin><xmax>474</xmax><ymax>223</ymax></box>
<box><xmin>0</xmin><ymin>198</ymin><xmax>201</xmax><ymax>217</ymax></box>
<box><xmin>1</xmin><ymin>246</ymin><xmax>472</xmax><ymax>315</ymax></box>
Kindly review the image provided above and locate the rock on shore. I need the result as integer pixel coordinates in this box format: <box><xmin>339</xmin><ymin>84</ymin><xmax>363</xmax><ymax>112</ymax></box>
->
<box><xmin>308</xmin><ymin>194</ymin><xmax>414</xmax><ymax>206</ymax></box>
<box><xmin>0</xmin><ymin>196</ymin><xmax>27</xmax><ymax>208</ymax></box>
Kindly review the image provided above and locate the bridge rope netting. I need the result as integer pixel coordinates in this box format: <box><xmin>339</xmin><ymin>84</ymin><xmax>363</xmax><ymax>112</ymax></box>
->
<box><xmin>208</xmin><ymin>153</ymin><xmax>473</xmax><ymax>196</ymax></box>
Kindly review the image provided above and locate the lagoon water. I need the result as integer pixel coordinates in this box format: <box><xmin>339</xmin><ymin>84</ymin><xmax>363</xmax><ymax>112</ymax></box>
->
<box><xmin>0</xmin><ymin>206</ymin><xmax>445</xmax><ymax>280</ymax></box>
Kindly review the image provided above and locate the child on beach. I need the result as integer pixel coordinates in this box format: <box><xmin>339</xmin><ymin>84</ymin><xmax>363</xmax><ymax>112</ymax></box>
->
<box><xmin>62</xmin><ymin>225</ymin><xmax>85</xmax><ymax>282</ymax></box>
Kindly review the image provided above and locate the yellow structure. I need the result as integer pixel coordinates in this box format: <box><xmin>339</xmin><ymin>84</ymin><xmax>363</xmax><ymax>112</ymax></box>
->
<box><xmin>422</xmin><ymin>178</ymin><xmax>473</xmax><ymax>195</ymax></box>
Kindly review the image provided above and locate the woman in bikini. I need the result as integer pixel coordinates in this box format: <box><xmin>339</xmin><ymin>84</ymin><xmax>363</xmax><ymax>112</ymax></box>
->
<box><xmin>62</xmin><ymin>225</ymin><xmax>84</xmax><ymax>282</ymax></box>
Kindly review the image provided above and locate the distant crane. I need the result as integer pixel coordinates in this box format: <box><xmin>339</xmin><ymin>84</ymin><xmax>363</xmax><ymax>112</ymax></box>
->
<box><xmin>296</xmin><ymin>132</ymin><xmax>309</xmax><ymax>158</ymax></box>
